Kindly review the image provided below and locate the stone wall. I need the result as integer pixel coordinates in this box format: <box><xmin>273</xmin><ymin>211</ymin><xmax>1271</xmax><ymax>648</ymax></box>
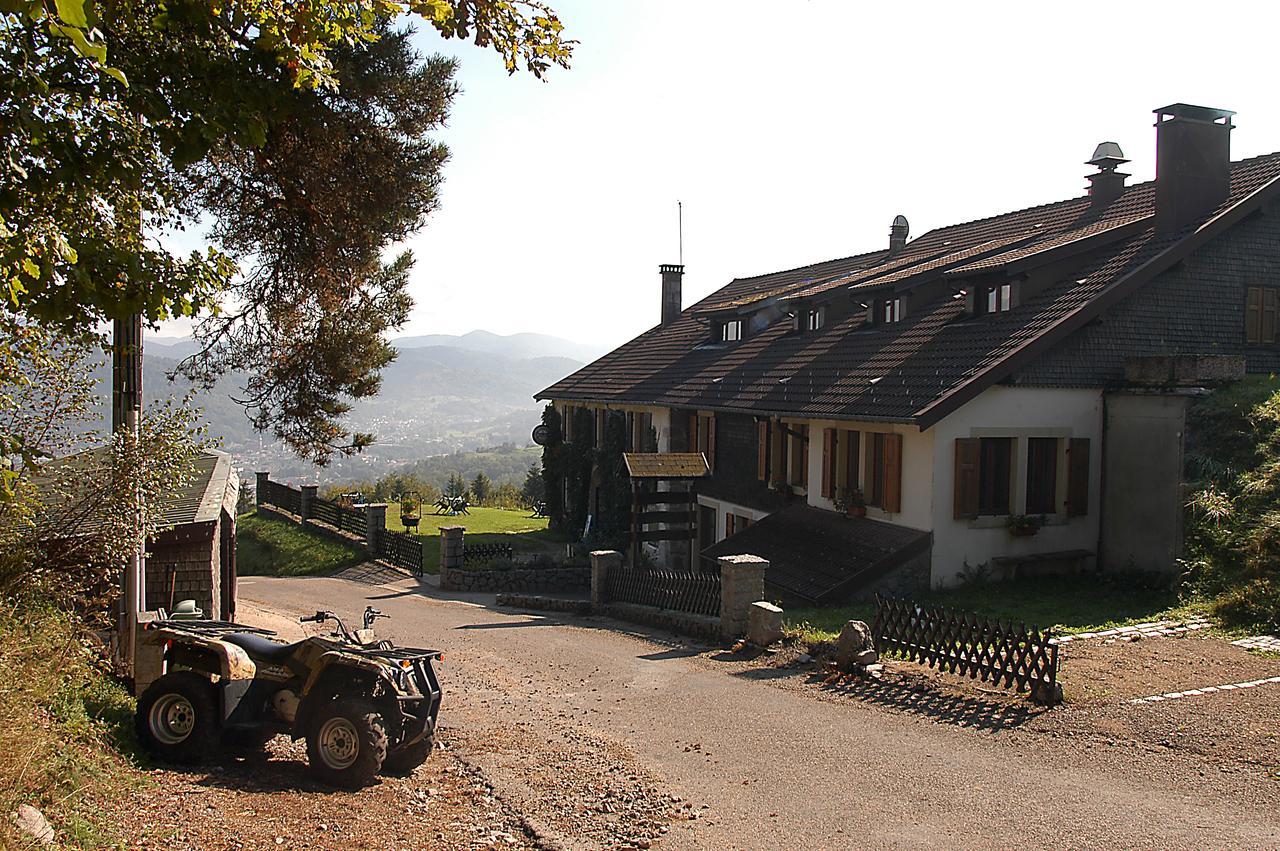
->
<box><xmin>495</xmin><ymin>593</ymin><xmax>593</xmax><ymax>615</ymax></box>
<box><xmin>596</xmin><ymin>602</ymin><xmax>721</xmax><ymax>642</ymax></box>
<box><xmin>441</xmin><ymin>565</ymin><xmax>591</xmax><ymax>593</ymax></box>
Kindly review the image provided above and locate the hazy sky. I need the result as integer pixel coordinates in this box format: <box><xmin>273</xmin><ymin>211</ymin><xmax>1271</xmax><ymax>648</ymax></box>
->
<box><xmin>163</xmin><ymin>1</ymin><xmax>1280</xmax><ymax>348</ymax></box>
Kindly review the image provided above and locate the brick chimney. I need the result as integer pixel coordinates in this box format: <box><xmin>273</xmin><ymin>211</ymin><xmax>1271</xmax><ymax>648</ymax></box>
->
<box><xmin>1154</xmin><ymin>103</ymin><xmax>1235</xmax><ymax>234</ymax></box>
<box><xmin>1085</xmin><ymin>141</ymin><xmax>1129</xmax><ymax>206</ymax></box>
<box><xmin>660</xmin><ymin>264</ymin><xmax>684</xmax><ymax>325</ymax></box>
<box><xmin>889</xmin><ymin>215</ymin><xmax>909</xmax><ymax>253</ymax></box>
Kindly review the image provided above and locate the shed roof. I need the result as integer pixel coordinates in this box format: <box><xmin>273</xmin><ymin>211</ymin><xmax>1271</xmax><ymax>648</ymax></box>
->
<box><xmin>623</xmin><ymin>453</ymin><xmax>710</xmax><ymax>479</ymax></box>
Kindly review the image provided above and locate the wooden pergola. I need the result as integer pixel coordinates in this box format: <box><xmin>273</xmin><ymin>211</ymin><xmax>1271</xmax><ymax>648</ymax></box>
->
<box><xmin>622</xmin><ymin>453</ymin><xmax>710</xmax><ymax>570</ymax></box>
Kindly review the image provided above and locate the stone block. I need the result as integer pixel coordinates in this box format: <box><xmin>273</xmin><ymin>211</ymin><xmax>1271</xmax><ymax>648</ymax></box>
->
<box><xmin>748</xmin><ymin>601</ymin><xmax>784</xmax><ymax>647</ymax></box>
<box><xmin>835</xmin><ymin>620</ymin><xmax>878</xmax><ymax>668</ymax></box>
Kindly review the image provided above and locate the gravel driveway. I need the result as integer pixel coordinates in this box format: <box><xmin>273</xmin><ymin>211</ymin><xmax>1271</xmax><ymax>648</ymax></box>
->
<box><xmin>234</xmin><ymin>574</ymin><xmax>1280</xmax><ymax>850</ymax></box>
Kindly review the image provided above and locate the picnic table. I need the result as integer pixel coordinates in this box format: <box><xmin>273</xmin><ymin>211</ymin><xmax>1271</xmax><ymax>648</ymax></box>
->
<box><xmin>531</xmin><ymin>501</ymin><xmax>547</xmax><ymax>518</ymax></box>
<box><xmin>434</xmin><ymin>496</ymin><xmax>471</xmax><ymax>516</ymax></box>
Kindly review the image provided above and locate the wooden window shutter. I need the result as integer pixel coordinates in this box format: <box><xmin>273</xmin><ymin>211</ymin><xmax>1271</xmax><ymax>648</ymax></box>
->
<box><xmin>1067</xmin><ymin>437</ymin><xmax>1091</xmax><ymax>517</ymax></box>
<box><xmin>770</xmin><ymin>421</ymin><xmax>786</xmax><ymax>485</ymax></box>
<box><xmin>688</xmin><ymin>413</ymin><xmax>698</xmax><ymax>453</ymax></box>
<box><xmin>1264</xmin><ymin>287</ymin><xmax>1278</xmax><ymax>343</ymax></box>
<box><xmin>725</xmin><ymin>513</ymin><xmax>735</xmax><ymax>537</ymax></box>
<box><xmin>1246</xmin><ymin>286</ymin><xmax>1263</xmax><ymax>343</ymax></box>
<box><xmin>882</xmin><ymin>433</ymin><xmax>903</xmax><ymax>513</ymax></box>
<box><xmin>706</xmin><ymin>414</ymin><xmax>717</xmax><ymax>472</ymax></box>
<box><xmin>822</xmin><ymin>429</ymin><xmax>835</xmax><ymax>498</ymax></box>
<box><xmin>800</xmin><ymin>425</ymin><xmax>810</xmax><ymax>488</ymax></box>
<box><xmin>757</xmin><ymin>421</ymin><xmax>768</xmax><ymax>481</ymax></box>
<box><xmin>954</xmin><ymin>438</ymin><xmax>980</xmax><ymax>520</ymax></box>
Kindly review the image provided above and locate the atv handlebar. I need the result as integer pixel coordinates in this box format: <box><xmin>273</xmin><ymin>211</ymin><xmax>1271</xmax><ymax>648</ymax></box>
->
<box><xmin>299</xmin><ymin>610</ymin><xmax>332</xmax><ymax>624</ymax></box>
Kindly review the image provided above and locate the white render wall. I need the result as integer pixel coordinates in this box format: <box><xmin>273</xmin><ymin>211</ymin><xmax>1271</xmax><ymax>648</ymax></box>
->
<box><xmin>928</xmin><ymin>386</ymin><xmax>1104</xmax><ymax>589</ymax></box>
<box><xmin>800</xmin><ymin>417</ymin><xmax>935</xmax><ymax>534</ymax></box>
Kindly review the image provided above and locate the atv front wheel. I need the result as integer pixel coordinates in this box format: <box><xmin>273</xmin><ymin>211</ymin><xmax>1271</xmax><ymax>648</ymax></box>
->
<box><xmin>382</xmin><ymin>735</ymin><xmax>434</xmax><ymax>776</ymax></box>
<box><xmin>136</xmin><ymin>672</ymin><xmax>220</xmax><ymax>764</ymax></box>
<box><xmin>306</xmin><ymin>699</ymin><xmax>387</xmax><ymax>789</ymax></box>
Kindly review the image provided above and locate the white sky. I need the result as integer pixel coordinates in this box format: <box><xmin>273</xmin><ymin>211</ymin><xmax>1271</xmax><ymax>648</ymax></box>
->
<box><xmin>162</xmin><ymin>0</ymin><xmax>1280</xmax><ymax>348</ymax></box>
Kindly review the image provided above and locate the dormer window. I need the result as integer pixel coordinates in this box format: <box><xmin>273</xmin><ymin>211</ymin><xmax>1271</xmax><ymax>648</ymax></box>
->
<box><xmin>720</xmin><ymin>319</ymin><xmax>744</xmax><ymax>342</ymax></box>
<box><xmin>985</xmin><ymin>283</ymin><xmax>1013</xmax><ymax>314</ymax></box>
<box><xmin>881</xmin><ymin>297</ymin><xmax>903</xmax><ymax>324</ymax></box>
<box><xmin>806</xmin><ymin>307</ymin><xmax>825</xmax><ymax>331</ymax></box>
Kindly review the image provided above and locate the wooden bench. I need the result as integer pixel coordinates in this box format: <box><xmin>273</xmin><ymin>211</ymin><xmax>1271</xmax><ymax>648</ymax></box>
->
<box><xmin>991</xmin><ymin>549</ymin><xmax>1093</xmax><ymax>581</ymax></box>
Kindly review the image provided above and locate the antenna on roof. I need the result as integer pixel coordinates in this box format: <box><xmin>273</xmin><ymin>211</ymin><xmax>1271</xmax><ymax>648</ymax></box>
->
<box><xmin>678</xmin><ymin>200</ymin><xmax>684</xmax><ymax>265</ymax></box>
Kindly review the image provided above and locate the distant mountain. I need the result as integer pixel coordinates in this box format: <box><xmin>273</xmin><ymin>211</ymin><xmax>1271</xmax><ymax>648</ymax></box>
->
<box><xmin>85</xmin><ymin>333</ymin><xmax>587</xmax><ymax>484</ymax></box>
<box><xmin>392</xmin><ymin>330</ymin><xmax>606</xmax><ymax>364</ymax></box>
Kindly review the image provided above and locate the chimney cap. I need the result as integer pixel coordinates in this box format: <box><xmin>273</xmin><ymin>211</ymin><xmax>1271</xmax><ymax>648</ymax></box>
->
<box><xmin>1087</xmin><ymin>141</ymin><xmax>1129</xmax><ymax>169</ymax></box>
<box><xmin>659</xmin><ymin>263</ymin><xmax>685</xmax><ymax>274</ymax></box>
<box><xmin>1154</xmin><ymin>103</ymin><xmax>1235</xmax><ymax>124</ymax></box>
<box><xmin>892</xmin><ymin>214</ymin><xmax>909</xmax><ymax>228</ymax></box>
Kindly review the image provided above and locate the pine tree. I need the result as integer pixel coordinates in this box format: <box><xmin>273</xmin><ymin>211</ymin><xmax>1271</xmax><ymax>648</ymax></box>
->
<box><xmin>470</xmin><ymin>473</ymin><xmax>492</xmax><ymax>506</ymax></box>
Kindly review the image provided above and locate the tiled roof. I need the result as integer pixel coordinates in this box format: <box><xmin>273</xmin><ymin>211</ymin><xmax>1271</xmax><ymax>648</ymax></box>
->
<box><xmin>701</xmin><ymin>504</ymin><xmax>932</xmax><ymax>604</ymax></box>
<box><xmin>539</xmin><ymin>153</ymin><xmax>1280</xmax><ymax>426</ymax></box>
<box><xmin>623</xmin><ymin>452</ymin><xmax>709</xmax><ymax>479</ymax></box>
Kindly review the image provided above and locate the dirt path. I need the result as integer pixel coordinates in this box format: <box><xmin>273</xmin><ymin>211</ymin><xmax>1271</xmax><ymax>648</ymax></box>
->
<box><xmin>226</xmin><ymin>574</ymin><xmax>1280</xmax><ymax>850</ymax></box>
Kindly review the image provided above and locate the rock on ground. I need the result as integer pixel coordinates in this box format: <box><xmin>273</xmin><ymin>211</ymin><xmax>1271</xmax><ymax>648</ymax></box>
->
<box><xmin>835</xmin><ymin>619</ymin><xmax>878</xmax><ymax>668</ymax></box>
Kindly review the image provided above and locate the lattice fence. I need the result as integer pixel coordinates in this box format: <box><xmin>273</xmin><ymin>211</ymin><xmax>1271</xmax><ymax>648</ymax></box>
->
<box><xmin>604</xmin><ymin>567</ymin><xmax>720</xmax><ymax>618</ymax></box>
<box><xmin>872</xmin><ymin>595</ymin><xmax>1059</xmax><ymax>702</ymax></box>
<box><xmin>462</xmin><ymin>543</ymin><xmax>514</xmax><ymax>565</ymax></box>
<box><xmin>379</xmin><ymin>529</ymin><xmax>425</xmax><ymax>575</ymax></box>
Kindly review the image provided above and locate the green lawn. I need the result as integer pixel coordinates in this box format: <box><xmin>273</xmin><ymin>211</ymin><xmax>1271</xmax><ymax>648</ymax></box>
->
<box><xmin>784</xmin><ymin>575</ymin><xmax>1200</xmax><ymax>646</ymax></box>
<box><xmin>384</xmin><ymin>503</ymin><xmax>559</xmax><ymax>574</ymax></box>
<box><xmin>237</xmin><ymin>512</ymin><xmax>367</xmax><ymax>577</ymax></box>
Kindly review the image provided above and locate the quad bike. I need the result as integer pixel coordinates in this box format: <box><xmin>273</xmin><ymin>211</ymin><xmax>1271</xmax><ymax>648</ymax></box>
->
<box><xmin>133</xmin><ymin>606</ymin><xmax>442</xmax><ymax>788</ymax></box>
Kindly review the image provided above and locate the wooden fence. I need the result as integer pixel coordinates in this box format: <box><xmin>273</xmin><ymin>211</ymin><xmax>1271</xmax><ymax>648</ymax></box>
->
<box><xmin>872</xmin><ymin>595</ymin><xmax>1059</xmax><ymax>702</ymax></box>
<box><xmin>604</xmin><ymin>566</ymin><xmax>721</xmax><ymax>618</ymax></box>
<box><xmin>263</xmin><ymin>480</ymin><xmax>301</xmax><ymax>515</ymax></box>
<box><xmin>378</xmin><ymin>528</ymin><xmax>425</xmax><ymax>575</ymax></box>
<box><xmin>462</xmin><ymin>543</ymin><xmax>514</xmax><ymax>565</ymax></box>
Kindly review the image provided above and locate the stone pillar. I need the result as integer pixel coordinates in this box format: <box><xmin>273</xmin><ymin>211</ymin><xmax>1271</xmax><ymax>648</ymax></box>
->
<box><xmin>718</xmin><ymin>554</ymin><xmax>769</xmax><ymax>640</ymax></box>
<box><xmin>590</xmin><ymin>550</ymin><xmax>621</xmax><ymax>606</ymax></box>
<box><xmin>364</xmin><ymin>503</ymin><xmax>387</xmax><ymax>555</ymax></box>
<box><xmin>255</xmin><ymin>471</ymin><xmax>269</xmax><ymax>511</ymax></box>
<box><xmin>440</xmin><ymin>525</ymin><xmax>465</xmax><ymax>585</ymax></box>
<box><xmin>300</xmin><ymin>484</ymin><xmax>318</xmax><ymax>522</ymax></box>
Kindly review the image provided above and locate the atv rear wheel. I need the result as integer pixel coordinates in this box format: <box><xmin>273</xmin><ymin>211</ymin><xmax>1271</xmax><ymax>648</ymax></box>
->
<box><xmin>305</xmin><ymin>698</ymin><xmax>387</xmax><ymax>789</ymax></box>
<box><xmin>136</xmin><ymin>672</ymin><xmax>220</xmax><ymax>764</ymax></box>
<box><xmin>382</xmin><ymin>734</ymin><xmax>434</xmax><ymax>776</ymax></box>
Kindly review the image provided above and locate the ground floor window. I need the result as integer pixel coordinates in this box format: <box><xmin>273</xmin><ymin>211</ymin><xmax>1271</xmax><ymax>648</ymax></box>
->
<box><xmin>978</xmin><ymin>436</ymin><xmax>1012</xmax><ymax>515</ymax></box>
<box><xmin>1025</xmin><ymin>437</ymin><xmax>1059</xmax><ymax>515</ymax></box>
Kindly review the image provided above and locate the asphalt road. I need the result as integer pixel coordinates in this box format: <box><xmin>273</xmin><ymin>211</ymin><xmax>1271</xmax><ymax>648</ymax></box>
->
<box><xmin>238</xmin><ymin>574</ymin><xmax>1280</xmax><ymax>850</ymax></box>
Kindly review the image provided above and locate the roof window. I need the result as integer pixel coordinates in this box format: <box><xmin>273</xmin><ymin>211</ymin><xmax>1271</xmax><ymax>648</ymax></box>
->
<box><xmin>806</xmin><ymin>307</ymin><xmax>825</xmax><ymax>331</ymax></box>
<box><xmin>720</xmin><ymin>319</ymin><xmax>744</xmax><ymax>342</ymax></box>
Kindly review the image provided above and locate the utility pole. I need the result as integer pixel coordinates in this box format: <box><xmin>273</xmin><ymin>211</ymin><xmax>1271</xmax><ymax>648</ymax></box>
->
<box><xmin>112</xmin><ymin>314</ymin><xmax>143</xmax><ymax>678</ymax></box>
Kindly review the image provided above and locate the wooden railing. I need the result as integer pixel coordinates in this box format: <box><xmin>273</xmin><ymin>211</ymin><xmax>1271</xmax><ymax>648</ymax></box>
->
<box><xmin>872</xmin><ymin>595</ymin><xmax>1060</xmax><ymax>703</ymax></box>
<box><xmin>604</xmin><ymin>566</ymin><xmax>721</xmax><ymax>618</ymax></box>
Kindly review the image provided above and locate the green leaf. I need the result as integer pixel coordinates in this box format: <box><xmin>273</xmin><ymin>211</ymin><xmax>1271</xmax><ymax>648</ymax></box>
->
<box><xmin>48</xmin><ymin>21</ymin><xmax>107</xmax><ymax>63</ymax></box>
<box><xmin>53</xmin><ymin>0</ymin><xmax>87</xmax><ymax>29</ymax></box>
<box><xmin>103</xmin><ymin>66</ymin><xmax>128</xmax><ymax>87</ymax></box>
<box><xmin>21</xmin><ymin>258</ymin><xmax>40</xmax><ymax>279</ymax></box>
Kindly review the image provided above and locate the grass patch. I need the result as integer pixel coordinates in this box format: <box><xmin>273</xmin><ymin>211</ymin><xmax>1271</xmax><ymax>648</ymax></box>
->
<box><xmin>384</xmin><ymin>504</ymin><xmax>558</xmax><ymax>574</ymax></box>
<box><xmin>784</xmin><ymin>575</ymin><xmax>1199</xmax><ymax>645</ymax></box>
<box><xmin>0</xmin><ymin>600</ymin><xmax>141</xmax><ymax>848</ymax></box>
<box><xmin>237</xmin><ymin>512</ymin><xmax>367</xmax><ymax>577</ymax></box>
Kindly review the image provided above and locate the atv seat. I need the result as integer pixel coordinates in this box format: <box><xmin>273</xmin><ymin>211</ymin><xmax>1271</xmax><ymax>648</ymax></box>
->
<box><xmin>223</xmin><ymin>632</ymin><xmax>301</xmax><ymax>663</ymax></box>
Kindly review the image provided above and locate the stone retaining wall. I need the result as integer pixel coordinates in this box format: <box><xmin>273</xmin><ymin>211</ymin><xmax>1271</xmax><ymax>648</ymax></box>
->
<box><xmin>441</xmin><ymin>565</ymin><xmax>591</xmax><ymax>593</ymax></box>
<box><xmin>597</xmin><ymin>602</ymin><xmax>721</xmax><ymax>642</ymax></box>
<box><xmin>494</xmin><ymin>593</ymin><xmax>593</xmax><ymax>615</ymax></box>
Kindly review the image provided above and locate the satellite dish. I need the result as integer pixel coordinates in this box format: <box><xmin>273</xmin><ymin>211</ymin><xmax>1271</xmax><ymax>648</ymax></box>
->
<box><xmin>532</xmin><ymin>424</ymin><xmax>551</xmax><ymax>446</ymax></box>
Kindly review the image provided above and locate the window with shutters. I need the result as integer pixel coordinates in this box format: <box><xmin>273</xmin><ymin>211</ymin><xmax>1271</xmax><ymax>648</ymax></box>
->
<box><xmin>787</xmin><ymin>424</ymin><xmax>809</xmax><ymax>488</ymax></box>
<box><xmin>1245</xmin><ymin>286</ymin><xmax>1278</xmax><ymax>344</ymax></box>
<box><xmin>863</xmin><ymin>432</ymin><xmax>902</xmax><ymax>512</ymax></box>
<box><xmin>1025</xmin><ymin>437</ymin><xmax>1059</xmax><ymax>515</ymax></box>
<box><xmin>977</xmin><ymin>437</ymin><xmax>1013</xmax><ymax>515</ymax></box>
<box><xmin>822</xmin><ymin>428</ymin><xmax>864</xmax><ymax>501</ymax></box>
